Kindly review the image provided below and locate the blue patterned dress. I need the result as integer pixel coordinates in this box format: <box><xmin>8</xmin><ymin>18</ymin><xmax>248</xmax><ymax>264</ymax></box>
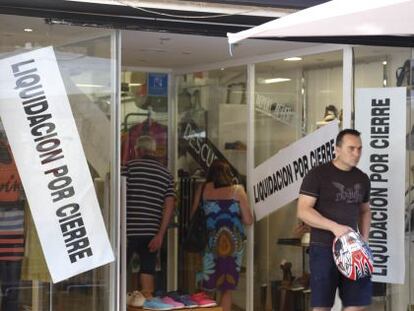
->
<box><xmin>199</xmin><ymin>197</ymin><xmax>246</xmax><ymax>291</ymax></box>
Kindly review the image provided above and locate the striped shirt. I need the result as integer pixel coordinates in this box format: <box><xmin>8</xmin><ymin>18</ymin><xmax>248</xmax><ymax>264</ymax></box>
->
<box><xmin>122</xmin><ymin>156</ymin><xmax>175</xmax><ymax>237</ymax></box>
<box><xmin>0</xmin><ymin>201</ymin><xmax>24</xmax><ymax>261</ymax></box>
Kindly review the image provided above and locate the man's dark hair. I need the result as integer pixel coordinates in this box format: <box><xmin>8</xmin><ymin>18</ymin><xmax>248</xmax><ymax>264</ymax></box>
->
<box><xmin>336</xmin><ymin>129</ymin><xmax>361</xmax><ymax>146</ymax></box>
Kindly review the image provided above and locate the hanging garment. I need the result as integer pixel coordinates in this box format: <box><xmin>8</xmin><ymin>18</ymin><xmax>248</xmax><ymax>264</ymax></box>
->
<box><xmin>21</xmin><ymin>202</ymin><xmax>51</xmax><ymax>282</ymax></box>
<box><xmin>0</xmin><ymin>201</ymin><xmax>24</xmax><ymax>261</ymax></box>
<box><xmin>0</xmin><ymin>140</ymin><xmax>22</xmax><ymax>202</ymax></box>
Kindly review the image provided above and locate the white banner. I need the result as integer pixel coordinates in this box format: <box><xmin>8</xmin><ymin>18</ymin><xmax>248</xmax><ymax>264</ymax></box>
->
<box><xmin>356</xmin><ymin>87</ymin><xmax>406</xmax><ymax>284</ymax></box>
<box><xmin>0</xmin><ymin>47</ymin><xmax>114</xmax><ymax>283</ymax></box>
<box><xmin>252</xmin><ymin>121</ymin><xmax>339</xmax><ymax>220</ymax></box>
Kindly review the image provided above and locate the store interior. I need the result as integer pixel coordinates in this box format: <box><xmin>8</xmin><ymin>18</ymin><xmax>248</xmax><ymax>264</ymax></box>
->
<box><xmin>0</xmin><ymin>12</ymin><xmax>413</xmax><ymax>311</ymax></box>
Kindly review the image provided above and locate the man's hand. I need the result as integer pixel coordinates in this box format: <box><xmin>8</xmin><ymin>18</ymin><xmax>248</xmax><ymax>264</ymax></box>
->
<box><xmin>332</xmin><ymin>223</ymin><xmax>352</xmax><ymax>238</ymax></box>
<box><xmin>148</xmin><ymin>233</ymin><xmax>163</xmax><ymax>252</ymax></box>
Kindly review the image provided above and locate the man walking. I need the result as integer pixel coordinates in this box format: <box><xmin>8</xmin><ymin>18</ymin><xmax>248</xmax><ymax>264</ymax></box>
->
<box><xmin>122</xmin><ymin>135</ymin><xmax>175</xmax><ymax>297</ymax></box>
<box><xmin>297</xmin><ymin>129</ymin><xmax>372</xmax><ymax>311</ymax></box>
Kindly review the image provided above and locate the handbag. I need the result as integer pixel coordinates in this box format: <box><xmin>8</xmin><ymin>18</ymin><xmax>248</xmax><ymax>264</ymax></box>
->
<box><xmin>183</xmin><ymin>183</ymin><xmax>208</xmax><ymax>253</ymax></box>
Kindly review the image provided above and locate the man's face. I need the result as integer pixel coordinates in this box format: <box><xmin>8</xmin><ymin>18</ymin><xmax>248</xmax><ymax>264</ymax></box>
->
<box><xmin>335</xmin><ymin>134</ymin><xmax>362</xmax><ymax>169</ymax></box>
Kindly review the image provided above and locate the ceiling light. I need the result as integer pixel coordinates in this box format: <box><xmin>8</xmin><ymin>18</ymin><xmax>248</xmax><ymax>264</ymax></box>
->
<box><xmin>159</xmin><ymin>37</ymin><xmax>171</xmax><ymax>44</ymax></box>
<box><xmin>129</xmin><ymin>83</ymin><xmax>142</xmax><ymax>86</ymax></box>
<box><xmin>76</xmin><ymin>83</ymin><xmax>105</xmax><ymax>88</ymax></box>
<box><xmin>284</xmin><ymin>57</ymin><xmax>302</xmax><ymax>61</ymax></box>
<box><xmin>382</xmin><ymin>61</ymin><xmax>387</xmax><ymax>65</ymax></box>
<box><xmin>258</xmin><ymin>78</ymin><xmax>291</xmax><ymax>84</ymax></box>
<box><xmin>140</xmin><ymin>48</ymin><xmax>166</xmax><ymax>53</ymax></box>
<box><xmin>24</xmin><ymin>28</ymin><xmax>33</xmax><ymax>32</ymax></box>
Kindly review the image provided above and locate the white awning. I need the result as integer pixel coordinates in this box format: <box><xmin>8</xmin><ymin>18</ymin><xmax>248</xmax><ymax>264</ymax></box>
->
<box><xmin>228</xmin><ymin>0</ymin><xmax>414</xmax><ymax>44</ymax></box>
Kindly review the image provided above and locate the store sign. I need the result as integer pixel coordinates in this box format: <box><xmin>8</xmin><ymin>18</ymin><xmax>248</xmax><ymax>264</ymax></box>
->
<box><xmin>252</xmin><ymin>121</ymin><xmax>338</xmax><ymax>220</ymax></box>
<box><xmin>147</xmin><ymin>73</ymin><xmax>168</xmax><ymax>97</ymax></box>
<box><xmin>356</xmin><ymin>87</ymin><xmax>406</xmax><ymax>284</ymax></box>
<box><xmin>0</xmin><ymin>47</ymin><xmax>114</xmax><ymax>283</ymax></box>
<box><xmin>180</xmin><ymin>119</ymin><xmax>245</xmax><ymax>185</ymax></box>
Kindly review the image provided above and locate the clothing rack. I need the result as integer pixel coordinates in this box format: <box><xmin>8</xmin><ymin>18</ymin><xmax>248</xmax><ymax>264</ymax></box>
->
<box><xmin>123</xmin><ymin>106</ymin><xmax>153</xmax><ymax>132</ymax></box>
<box><xmin>177</xmin><ymin>173</ymin><xmax>204</xmax><ymax>291</ymax></box>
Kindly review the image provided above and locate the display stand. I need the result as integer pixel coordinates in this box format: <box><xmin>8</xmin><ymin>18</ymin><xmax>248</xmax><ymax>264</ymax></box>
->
<box><xmin>277</xmin><ymin>238</ymin><xmax>309</xmax><ymax>274</ymax></box>
<box><xmin>275</xmin><ymin>238</ymin><xmax>311</xmax><ymax>311</ymax></box>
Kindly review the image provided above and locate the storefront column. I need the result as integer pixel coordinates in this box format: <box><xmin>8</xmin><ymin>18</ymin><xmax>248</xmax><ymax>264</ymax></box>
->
<box><xmin>246</xmin><ymin>63</ymin><xmax>255</xmax><ymax>311</ymax></box>
<box><xmin>110</xmin><ymin>29</ymin><xmax>122</xmax><ymax>311</ymax></box>
<box><xmin>168</xmin><ymin>72</ymin><xmax>178</xmax><ymax>291</ymax></box>
<box><xmin>342</xmin><ymin>46</ymin><xmax>353</xmax><ymax>129</ymax></box>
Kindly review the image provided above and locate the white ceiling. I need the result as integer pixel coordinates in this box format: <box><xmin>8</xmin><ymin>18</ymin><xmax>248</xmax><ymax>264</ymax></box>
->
<box><xmin>121</xmin><ymin>29</ymin><xmax>316</xmax><ymax>69</ymax></box>
<box><xmin>0</xmin><ymin>13</ymin><xmax>319</xmax><ymax>70</ymax></box>
<box><xmin>1</xmin><ymin>13</ymin><xmax>403</xmax><ymax>72</ymax></box>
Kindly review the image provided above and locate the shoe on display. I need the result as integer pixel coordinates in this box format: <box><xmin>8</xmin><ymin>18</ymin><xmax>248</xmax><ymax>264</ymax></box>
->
<box><xmin>143</xmin><ymin>297</ymin><xmax>174</xmax><ymax>310</ymax></box>
<box><xmin>290</xmin><ymin>277</ymin><xmax>305</xmax><ymax>291</ymax></box>
<box><xmin>167</xmin><ymin>292</ymin><xmax>198</xmax><ymax>308</ymax></box>
<box><xmin>224</xmin><ymin>140</ymin><xmax>246</xmax><ymax>150</ymax></box>
<box><xmin>190</xmin><ymin>292</ymin><xmax>217</xmax><ymax>308</ymax></box>
<box><xmin>127</xmin><ymin>290</ymin><xmax>146</xmax><ymax>307</ymax></box>
<box><xmin>154</xmin><ymin>290</ymin><xmax>167</xmax><ymax>297</ymax></box>
<box><xmin>160</xmin><ymin>296</ymin><xmax>185</xmax><ymax>309</ymax></box>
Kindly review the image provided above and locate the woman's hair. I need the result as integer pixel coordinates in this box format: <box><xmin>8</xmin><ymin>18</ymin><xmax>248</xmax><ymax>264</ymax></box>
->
<box><xmin>206</xmin><ymin>159</ymin><xmax>234</xmax><ymax>188</ymax></box>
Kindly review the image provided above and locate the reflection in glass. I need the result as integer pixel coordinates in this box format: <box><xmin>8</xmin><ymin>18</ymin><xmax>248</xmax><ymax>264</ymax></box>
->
<box><xmin>0</xmin><ymin>14</ymin><xmax>116</xmax><ymax>311</ymax></box>
<box><xmin>354</xmin><ymin>46</ymin><xmax>413</xmax><ymax>310</ymax></box>
<box><xmin>253</xmin><ymin>51</ymin><xmax>343</xmax><ymax>310</ymax></box>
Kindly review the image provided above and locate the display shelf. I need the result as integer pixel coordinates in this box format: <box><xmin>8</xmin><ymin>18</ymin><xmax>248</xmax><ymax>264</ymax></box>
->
<box><xmin>277</xmin><ymin>238</ymin><xmax>309</xmax><ymax>275</ymax></box>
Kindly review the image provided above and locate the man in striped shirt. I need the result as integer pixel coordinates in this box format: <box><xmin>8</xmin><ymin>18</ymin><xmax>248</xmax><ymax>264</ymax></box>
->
<box><xmin>122</xmin><ymin>135</ymin><xmax>175</xmax><ymax>297</ymax></box>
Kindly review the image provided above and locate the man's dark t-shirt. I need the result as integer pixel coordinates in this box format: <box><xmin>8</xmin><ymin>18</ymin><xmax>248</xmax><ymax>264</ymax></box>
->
<box><xmin>299</xmin><ymin>161</ymin><xmax>370</xmax><ymax>246</ymax></box>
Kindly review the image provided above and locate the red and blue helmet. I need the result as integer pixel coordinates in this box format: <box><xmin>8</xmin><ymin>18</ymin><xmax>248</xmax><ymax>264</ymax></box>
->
<box><xmin>332</xmin><ymin>230</ymin><xmax>374</xmax><ymax>281</ymax></box>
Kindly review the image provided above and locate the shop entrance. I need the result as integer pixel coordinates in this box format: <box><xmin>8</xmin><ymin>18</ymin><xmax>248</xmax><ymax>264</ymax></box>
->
<box><xmin>2</xmin><ymin>11</ymin><xmax>413</xmax><ymax>311</ymax></box>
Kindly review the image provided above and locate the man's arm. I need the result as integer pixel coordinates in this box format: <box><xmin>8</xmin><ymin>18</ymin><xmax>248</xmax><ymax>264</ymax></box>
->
<box><xmin>297</xmin><ymin>194</ymin><xmax>351</xmax><ymax>238</ymax></box>
<box><xmin>148</xmin><ymin>196</ymin><xmax>175</xmax><ymax>252</ymax></box>
<box><xmin>358</xmin><ymin>201</ymin><xmax>371</xmax><ymax>242</ymax></box>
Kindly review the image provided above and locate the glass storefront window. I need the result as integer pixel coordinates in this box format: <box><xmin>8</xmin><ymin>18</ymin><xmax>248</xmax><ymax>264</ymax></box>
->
<box><xmin>0</xmin><ymin>14</ymin><xmax>118</xmax><ymax>311</ymax></box>
<box><xmin>253</xmin><ymin>50</ymin><xmax>343</xmax><ymax>310</ymax></box>
<box><xmin>354</xmin><ymin>46</ymin><xmax>413</xmax><ymax>311</ymax></box>
<box><xmin>175</xmin><ymin>66</ymin><xmax>248</xmax><ymax>309</ymax></box>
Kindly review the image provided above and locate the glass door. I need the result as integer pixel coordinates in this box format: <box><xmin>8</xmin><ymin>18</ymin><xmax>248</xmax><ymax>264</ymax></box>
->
<box><xmin>175</xmin><ymin>66</ymin><xmax>249</xmax><ymax>309</ymax></box>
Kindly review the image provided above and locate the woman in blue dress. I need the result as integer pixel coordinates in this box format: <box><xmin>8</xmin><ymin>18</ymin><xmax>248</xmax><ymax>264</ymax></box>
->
<box><xmin>191</xmin><ymin>160</ymin><xmax>253</xmax><ymax>311</ymax></box>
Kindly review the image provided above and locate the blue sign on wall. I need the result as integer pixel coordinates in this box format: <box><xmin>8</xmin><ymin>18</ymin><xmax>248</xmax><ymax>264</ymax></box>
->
<box><xmin>148</xmin><ymin>73</ymin><xmax>168</xmax><ymax>97</ymax></box>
